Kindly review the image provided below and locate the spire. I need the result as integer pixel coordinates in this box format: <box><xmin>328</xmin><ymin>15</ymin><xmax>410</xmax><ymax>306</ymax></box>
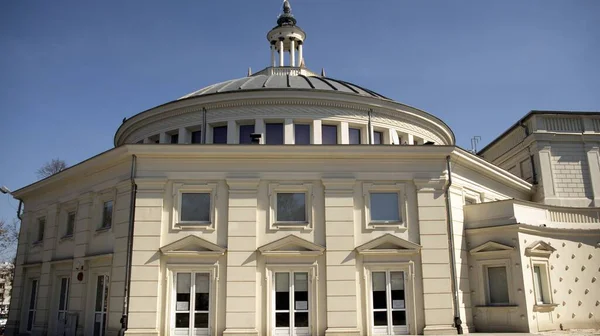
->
<box><xmin>277</xmin><ymin>0</ymin><xmax>297</xmax><ymax>26</ymax></box>
<box><xmin>321</xmin><ymin>68</ymin><xmax>326</xmax><ymax>77</ymax></box>
<box><xmin>247</xmin><ymin>67</ymin><xmax>252</xmax><ymax>77</ymax></box>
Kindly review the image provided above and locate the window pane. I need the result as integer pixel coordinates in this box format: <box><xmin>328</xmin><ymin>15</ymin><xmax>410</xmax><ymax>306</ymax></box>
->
<box><xmin>191</xmin><ymin>130</ymin><xmax>202</xmax><ymax>144</ymax></box>
<box><xmin>170</xmin><ymin>133</ymin><xmax>179</xmax><ymax>144</ymax></box>
<box><xmin>275</xmin><ymin>273</ymin><xmax>290</xmax><ymax>310</ymax></box>
<box><xmin>373</xmin><ymin>311</ymin><xmax>387</xmax><ymax>326</ymax></box>
<box><xmin>195</xmin><ymin>273</ymin><xmax>209</xmax><ymax>311</ymax></box>
<box><xmin>276</xmin><ymin>193</ymin><xmax>306</xmax><ymax>222</ymax></box>
<box><xmin>349</xmin><ymin>128</ymin><xmax>361</xmax><ymax>144</ymax></box>
<box><xmin>322</xmin><ymin>125</ymin><xmax>338</xmax><ymax>144</ymax></box>
<box><xmin>390</xmin><ymin>272</ymin><xmax>405</xmax><ymax>305</ymax></box>
<box><xmin>176</xmin><ymin>273</ymin><xmax>191</xmax><ymax>311</ymax></box>
<box><xmin>374</xmin><ymin>131</ymin><xmax>383</xmax><ymax>144</ymax></box>
<box><xmin>213</xmin><ymin>126</ymin><xmax>227</xmax><ymax>144</ymax></box>
<box><xmin>372</xmin><ymin>272</ymin><xmax>387</xmax><ymax>309</ymax></box>
<box><xmin>266</xmin><ymin>123</ymin><xmax>284</xmax><ymax>144</ymax></box>
<box><xmin>392</xmin><ymin>311</ymin><xmax>406</xmax><ymax>326</ymax></box>
<box><xmin>38</xmin><ymin>218</ymin><xmax>45</xmax><ymax>241</ymax></box>
<box><xmin>294</xmin><ymin>273</ymin><xmax>308</xmax><ymax>313</ymax></box>
<box><xmin>295</xmin><ymin>312</ymin><xmax>309</xmax><ymax>327</ymax></box>
<box><xmin>59</xmin><ymin>278</ymin><xmax>69</xmax><ymax>310</ymax></box>
<box><xmin>27</xmin><ymin>311</ymin><xmax>35</xmax><ymax>331</ymax></box>
<box><xmin>29</xmin><ymin>280</ymin><xmax>38</xmax><ymax>309</ymax></box>
<box><xmin>175</xmin><ymin>313</ymin><xmax>189</xmax><ymax>328</ymax></box>
<box><xmin>488</xmin><ymin>267</ymin><xmax>509</xmax><ymax>304</ymax></box>
<box><xmin>181</xmin><ymin>193</ymin><xmax>211</xmax><ymax>222</ymax></box>
<box><xmin>94</xmin><ymin>276</ymin><xmax>104</xmax><ymax>312</ymax></box>
<box><xmin>102</xmin><ymin>201</ymin><xmax>113</xmax><ymax>228</ymax></box>
<box><xmin>239</xmin><ymin>124</ymin><xmax>255</xmax><ymax>144</ymax></box>
<box><xmin>194</xmin><ymin>313</ymin><xmax>209</xmax><ymax>328</ymax></box>
<box><xmin>295</xmin><ymin>124</ymin><xmax>311</xmax><ymax>144</ymax></box>
<box><xmin>66</xmin><ymin>212</ymin><xmax>76</xmax><ymax>236</ymax></box>
<box><xmin>370</xmin><ymin>193</ymin><xmax>400</xmax><ymax>222</ymax></box>
<box><xmin>533</xmin><ymin>265</ymin><xmax>545</xmax><ymax>303</ymax></box>
<box><xmin>275</xmin><ymin>312</ymin><xmax>290</xmax><ymax>327</ymax></box>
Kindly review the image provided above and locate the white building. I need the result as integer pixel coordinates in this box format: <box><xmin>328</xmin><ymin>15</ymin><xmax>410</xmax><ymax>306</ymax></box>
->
<box><xmin>6</xmin><ymin>2</ymin><xmax>600</xmax><ymax>336</ymax></box>
<box><xmin>0</xmin><ymin>262</ymin><xmax>14</xmax><ymax>316</ymax></box>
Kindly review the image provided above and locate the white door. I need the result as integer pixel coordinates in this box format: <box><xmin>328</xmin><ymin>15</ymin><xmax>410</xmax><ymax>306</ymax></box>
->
<box><xmin>93</xmin><ymin>275</ymin><xmax>109</xmax><ymax>336</ymax></box>
<box><xmin>273</xmin><ymin>272</ymin><xmax>310</xmax><ymax>336</ymax></box>
<box><xmin>371</xmin><ymin>271</ymin><xmax>408</xmax><ymax>335</ymax></box>
<box><xmin>172</xmin><ymin>272</ymin><xmax>210</xmax><ymax>336</ymax></box>
<box><xmin>56</xmin><ymin>277</ymin><xmax>70</xmax><ymax>336</ymax></box>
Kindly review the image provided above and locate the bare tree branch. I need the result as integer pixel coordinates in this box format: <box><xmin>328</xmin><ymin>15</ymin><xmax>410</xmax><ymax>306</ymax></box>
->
<box><xmin>36</xmin><ymin>158</ymin><xmax>67</xmax><ymax>179</ymax></box>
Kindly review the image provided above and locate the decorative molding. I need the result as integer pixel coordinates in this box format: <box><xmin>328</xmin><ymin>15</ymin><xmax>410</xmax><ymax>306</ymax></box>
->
<box><xmin>160</xmin><ymin>235</ymin><xmax>225</xmax><ymax>257</ymax></box>
<box><xmin>258</xmin><ymin>234</ymin><xmax>324</xmax><ymax>257</ymax></box>
<box><xmin>469</xmin><ymin>241</ymin><xmax>514</xmax><ymax>257</ymax></box>
<box><xmin>356</xmin><ymin>233</ymin><xmax>421</xmax><ymax>256</ymax></box>
<box><xmin>525</xmin><ymin>240</ymin><xmax>556</xmax><ymax>258</ymax></box>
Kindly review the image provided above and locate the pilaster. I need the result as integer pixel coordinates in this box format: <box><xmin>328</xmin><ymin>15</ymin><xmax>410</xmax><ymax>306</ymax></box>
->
<box><xmin>227</xmin><ymin>120</ymin><xmax>237</xmax><ymax>144</ymax></box>
<box><xmin>284</xmin><ymin>118</ymin><xmax>294</xmax><ymax>144</ymax></box>
<box><xmin>321</xmin><ymin>178</ymin><xmax>360</xmax><ymax>336</ymax></box>
<box><xmin>255</xmin><ymin>119</ymin><xmax>265</xmax><ymax>144</ymax></box>
<box><xmin>536</xmin><ymin>142</ymin><xmax>556</xmax><ymax>203</ymax></box>
<box><xmin>178</xmin><ymin>127</ymin><xmax>190</xmax><ymax>144</ymax></box>
<box><xmin>414</xmin><ymin>178</ymin><xmax>457</xmax><ymax>335</ymax></box>
<box><xmin>71</xmin><ymin>192</ymin><xmax>94</xmax><ymax>336</ymax></box>
<box><xmin>339</xmin><ymin>121</ymin><xmax>349</xmax><ymax>144</ymax></box>
<box><xmin>223</xmin><ymin>178</ymin><xmax>260</xmax><ymax>336</ymax></box>
<box><xmin>584</xmin><ymin>143</ymin><xmax>600</xmax><ymax>206</ymax></box>
<box><xmin>312</xmin><ymin>120</ymin><xmax>322</xmax><ymax>145</ymax></box>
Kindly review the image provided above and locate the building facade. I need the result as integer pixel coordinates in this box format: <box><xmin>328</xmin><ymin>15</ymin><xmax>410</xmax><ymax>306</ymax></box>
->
<box><xmin>0</xmin><ymin>262</ymin><xmax>14</xmax><ymax>316</ymax></box>
<box><xmin>6</xmin><ymin>2</ymin><xmax>600</xmax><ymax>336</ymax></box>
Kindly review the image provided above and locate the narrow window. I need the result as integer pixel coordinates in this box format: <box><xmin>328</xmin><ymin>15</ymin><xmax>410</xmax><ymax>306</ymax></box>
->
<box><xmin>93</xmin><ymin>275</ymin><xmax>109</xmax><ymax>336</ymax></box>
<box><xmin>37</xmin><ymin>218</ymin><xmax>45</xmax><ymax>242</ymax></box>
<box><xmin>533</xmin><ymin>265</ymin><xmax>550</xmax><ymax>304</ymax></box>
<box><xmin>370</xmin><ymin>193</ymin><xmax>400</xmax><ymax>223</ymax></box>
<box><xmin>27</xmin><ymin>279</ymin><xmax>38</xmax><ymax>332</ymax></box>
<box><xmin>65</xmin><ymin>211</ymin><xmax>76</xmax><ymax>237</ymax></box>
<box><xmin>191</xmin><ymin>130</ymin><xmax>202</xmax><ymax>144</ymax></box>
<box><xmin>171</xmin><ymin>134</ymin><xmax>179</xmax><ymax>144</ymax></box>
<box><xmin>349</xmin><ymin>128</ymin><xmax>362</xmax><ymax>144</ymax></box>
<box><xmin>101</xmin><ymin>201</ymin><xmax>113</xmax><ymax>229</ymax></box>
<box><xmin>266</xmin><ymin>123</ymin><xmax>284</xmax><ymax>145</ymax></box>
<box><xmin>373</xmin><ymin>131</ymin><xmax>383</xmax><ymax>144</ymax></box>
<box><xmin>212</xmin><ymin>126</ymin><xmax>227</xmax><ymax>144</ymax></box>
<box><xmin>276</xmin><ymin>193</ymin><xmax>306</xmax><ymax>223</ymax></box>
<box><xmin>487</xmin><ymin>266</ymin><xmax>509</xmax><ymax>305</ymax></box>
<box><xmin>180</xmin><ymin>193</ymin><xmax>211</xmax><ymax>223</ymax></box>
<box><xmin>294</xmin><ymin>124</ymin><xmax>311</xmax><ymax>144</ymax></box>
<box><xmin>57</xmin><ymin>277</ymin><xmax>70</xmax><ymax>323</ymax></box>
<box><xmin>322</xmin><ymin>125</ymin><xmax>338</xmax><ymax>144</ymax></box>
<box><xmin>239</xmin><ymin>124</ymin><xmax>255</xmax><ymax>144</ymax></box>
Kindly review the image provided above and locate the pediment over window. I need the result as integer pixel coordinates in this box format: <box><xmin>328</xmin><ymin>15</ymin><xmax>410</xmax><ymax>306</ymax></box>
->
<box><xmin>356</xmin><ymin>234</ymin><xmax>421</xmax><ymax>256</ymax></box>
<box><xmin>525</xmin><ymin>240</ymin><xmax>556</xmax><ymax>258</ymax></box>
<box><xmin>160</xmin><ymin>235</ymin><xmax>225</xmax><ymax>257</ymax></box>
<box><xmin>469</xmin><ymin>241</ymin><xmax>514</xmax><ymax>257</ymax></box>
<box><xmin>258</xmin><ymin>235</ymin><xmax>324</xmax><ymax>257</ymax></box>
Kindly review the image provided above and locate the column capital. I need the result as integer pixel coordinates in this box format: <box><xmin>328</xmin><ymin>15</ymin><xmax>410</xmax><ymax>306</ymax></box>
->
<box><xmin>270</xmin><ymin>40</ymin><xmax>277</xmax><ymax>45</ymax></box>
<box><xmin>321</xmin><ymin>177</ymin><xmax>356</xmax><ymax>191</ymax></box>
<box><xmin>297</xmin><ymin>40</ymin><xmax>303</xmax><ymax>45</ymax></box>
<box><xmin>413</xmin><ymin>178</ymin><xmax>446</xmax><ymax>192</ymax></box>
<box><xmin>278</xmin><ymin>36</ymin><xmax>285</xmax><ymax>41</ymax></box>
<box><xmin>226</xmin><ymin>177</ymin><xmax>260</xmax><ymax>191</ymax></box>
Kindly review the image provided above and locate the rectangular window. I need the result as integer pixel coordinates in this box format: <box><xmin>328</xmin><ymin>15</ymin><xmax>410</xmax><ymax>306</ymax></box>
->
<box><xmin>93</xmin><ymin>275</ymin><xmax>109</xmax><ymax>336</ymax></box>
<box><xmin>486</xmin><ymin>266</ymin><xmax>509</xmax><ymax>305</ymax></box>
<box><xmin>370</xmin><ymin>193</ymin><xmax>400</xmax><ymax>223</ymax></box>
<box><xmin>274</xmin><ymin>272</ymin><xmax>309</xmax><ymax>333</ymax></box>
<box><xmin>239</xmin><ymin>124</ymin><xmax>255</xmax><ymax>144</ymax></box>
<box><xmin>349</xmin><ymin>128</ymin><xmax>361</xmax><ymax>144</ymax></box>
<box><xmin>371</xmin><ymin>271</ymin><xmax>407</xmax><ymax>335</ymax></box>
<box><xmin>171</xmin><ymin>133</ymin><xmax>179</xmax><ymax>144</ymax></box>
<box><xmin>373</xmin><ymin>131</ymin><xmax>383</xmax><ymax>144</ymax></box>
<box><xmin>180</xmin><ymin>193</ymin><xmax>211</xmax><ymax>223</ymax></box>
<box><xmin>322</xmin><ymin>125</ymin><xmax>338</xmax><ymax>144</ymax></box>
<box><xmin>276</xmin><ymin>193</ymin><xmax>306</xmax><ymax>223</ymax></box>
<box><xmin>173</xmin><ymin>272</ymin><xmax>210</xmax><ymax>334</ymax></box>
<box><xmin>27</xmin><ymin>279</ymin><xmax>38</xmax><ymax>332</ymax></box>
<box><xmin>212</xmin><ymin>126</ymin><xmax>227</xmax><ymax>144</ymax></box>
<box><xmin>191</xmin><ymin>130</ymin><xmax>202</xmax><ymax>144</ymax></box>
<box><xmin>36</xmin><ymin>218</ymin><xmax>45</xmax><ymax>242</ymax></box>
<box><xmin>266</xmin><ymin>123</ymin><xmax>284</xmax><ymax>145</ymax></box>
<box><xmin>294</xmin><ymin>124</ymin><xmax>311</xmax><ymax>145</ymax></box>
<box><xmin>533</xmin><ymin>265</ymin><xmax>550</xmax><ymax>304</ymax></box>
<box><xmin>57</xmin><ymin>277</ymin><xmax>70</xmax><ymax>323</ymax></box>
<box><xmin>101</xmin><ymin>201</ymin><xmax>113</xmax><ymax>229</ymax></box>
<box><xmin>65</xmin><ymin>211</ymin><xmax>76</xmax><ymax>237</ymax></box>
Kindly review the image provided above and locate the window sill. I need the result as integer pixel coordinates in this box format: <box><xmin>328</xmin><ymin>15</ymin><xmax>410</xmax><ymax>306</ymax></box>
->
<box><xmin>60</xmin><ymin>235</ymin><xmax>74</xmax><ymax>242</ymax></box>
<box><xmin>95</xmin><ymin>227</ymin><xmax>111</xmax><ymax>235</ymax></box>
<box><xmin>273</xmin><ymin>222</ymin><xmax>311</xmax><ymax>231</ymax></box>
<box><xmin>533</xmin><ymin>303</ymin><xmax>558</xmax><ymax>312</ymax></box>
<box><xmin>475</xmin><ymin>305</ymin><xmax>519</xmax><ymax>311</ymax></box>
<box><xmin>175</xmin><ymin>223</ymin><xmax>215</xmax><ymax>232</ymax></box>
<box><xmin>369</xmin><ymin>222</ymin><xmax>407</xmax><ymax>231</ymax></box>
<box><xmin>32</xmin><ymin>241</ymin><xmax>43</xmax><ymax>247</ymax></box>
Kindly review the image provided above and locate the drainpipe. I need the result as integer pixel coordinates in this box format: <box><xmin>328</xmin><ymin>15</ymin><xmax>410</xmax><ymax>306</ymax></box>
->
<box><xmin>444</xmin><ymin>155</ymin><xmax>463</xmax><ymax>334</ymax></box>
<box><xmin>119</xmin><ymin>155</ymin><xmax>138</xmax><ymax>336</ymax></box>
<box><xmin>16</xmin><ymin>199</ymin><xmax>23</xmax><ymax>220</ymax></box>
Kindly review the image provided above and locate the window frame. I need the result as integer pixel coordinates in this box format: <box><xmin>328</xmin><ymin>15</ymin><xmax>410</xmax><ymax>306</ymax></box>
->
<box><xmin>529</xmin><ymin>258</ymin><xmax>556</xmax><ymax>311</ymax></box>
<box><xmin>476</xmin><ymin>259</ymin><xmax>514</xmax><ymax>307</ymax></box>
<box><xmin>362</xmin><ymin>183</ymin><xmax>407</xmax><ymax>231</ymax></box>
<box><xmin>321</xmin><ymin>124</ymin><xmax>339</xmax><ymax>145</ymax></box>
<box><xmin>25</xmin><ymin>278</ymin><xmax>39</xmax><ymax>333</ymax></box>
<box><xmin>293</xmin><ymin>123</ymin><xmax>311</xmax><ymax>145</ymax></box>
<box><xmin>172</xmin><ymin>182</ymin><xmax>218</xmax><ymax>231</ymax></box>
<box><xmin>348</xmin><ymin>125</ymin><xmax>366</xmax><ymax>145</ymax></box>
<box><xmin>238</xmin><ymin>122</ymin><xmax>256</xmax><ymax>144</ymax></box>
<box><xmin>35</xmin><ymin>217</ymin><xmax>46</xmax><ymax>244</ymax></box>
<box><xmin>100</xmin><ymin>200</ymin><xmax>114</xmax><ymax>231</ymax></box>
<box><xmin>268</xmin><ymin>183</ymin><xmax>313</xmax><ymax>231</ymax></box>
<box><xmin>211</xmin><ymin>125</ymin><xmax>228</xmax><ymax>144</ymax></box>
<box><xmin>59</xmin><ymin>201</ymin><xmax>78</xmax><ymax>240</ymax></box>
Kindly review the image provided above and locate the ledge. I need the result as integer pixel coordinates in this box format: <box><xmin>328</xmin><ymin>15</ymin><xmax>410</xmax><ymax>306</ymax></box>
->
<box><xmin>475</xmin><ymin>305</ymin><xmax>519</xmax><ymax>311</ymax></box>
<box><xmin>59</xmin><ymin>235</ymin><xmax>74</xmax><ymax>243</ymax></box>
<box><xmin>533</xmin><ymin>303</ymin><xmax>558</xmax><ymax>312</ymax></box>
<box><xmin>94</xmin><ymin>227</ymin><xmax>111</xmax><ymax>235</ymax></box>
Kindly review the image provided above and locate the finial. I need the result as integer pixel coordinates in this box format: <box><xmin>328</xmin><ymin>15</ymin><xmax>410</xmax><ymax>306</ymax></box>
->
<box><xmin>299</xmin><ymin>58</ymin><xmax>306</xmax><ymax>68</ymax></box>
<box><xmin>247</xmin><ymin>67</ymin><xmax>252</xmax><ymax>76</ymax></box>
<box><xmin>283</xmin><ymin>0</ymin><xmax>291</xmax><ymax>14</ymax></box>
<box><xmin>321</xmin><ymin>68</ymin><xmax>326</xmax><ymax>77</ymax></box>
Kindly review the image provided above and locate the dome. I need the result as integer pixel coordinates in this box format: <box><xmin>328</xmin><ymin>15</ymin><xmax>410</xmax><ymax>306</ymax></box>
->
<box><xmin>179</xmin><ymin>68</ymin><xmax>390</xmax><ymax>101</ymax></box>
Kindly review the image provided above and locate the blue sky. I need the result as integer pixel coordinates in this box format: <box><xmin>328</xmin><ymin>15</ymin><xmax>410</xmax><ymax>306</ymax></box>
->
<box><xmin>1</xmin><ymin>0</ymin><xmax>599</xmax><ymax>233</ymax></box>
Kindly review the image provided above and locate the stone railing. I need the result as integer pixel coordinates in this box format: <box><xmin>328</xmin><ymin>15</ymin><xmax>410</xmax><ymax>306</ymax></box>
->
<box><xmin>536</xmin><ymin>114</ymin><xmax>600</xmax><ymax>134</ymax></box>
<box><xmin>254</xmin><ymin>66</ymin><xmax>318</xmax><ymax>77</ymax></box>
<box><xmin>548</xmin><ymin>208</ymin><xmax>600</xmax><ymax>224</ymax></box>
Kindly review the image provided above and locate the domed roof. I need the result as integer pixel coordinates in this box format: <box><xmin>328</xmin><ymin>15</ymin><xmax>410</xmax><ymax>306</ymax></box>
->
<box><xmin>179</xmin><ymin>68</ymin><xmax>390</xmax><ymax>101</ymax></box>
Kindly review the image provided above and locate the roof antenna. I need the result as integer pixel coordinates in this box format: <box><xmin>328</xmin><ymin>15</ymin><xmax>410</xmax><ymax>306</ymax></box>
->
<box><xmin>321</xmin><ymin>68</ymin><xmax>326</xmax><ymax>77</ymax></box>
<box><xmin>470</xmin><ymin>136</ymin><xmax>481</xmax><ymax>154</ymax></box>
<box><xmin>247</xmin><ymin>67</ymin><xmax>252</xmax><ymax>77</ymax></box>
